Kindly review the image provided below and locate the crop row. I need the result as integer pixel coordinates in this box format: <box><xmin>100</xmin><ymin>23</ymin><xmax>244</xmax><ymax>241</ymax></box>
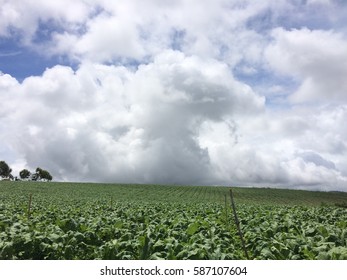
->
<box><xmin>1</xmin><ymin>199</ymin><xmax>347</xmax><ymax>260</ymax></box>
<box><xmin>0</xmin><ymin>201</ymin><xmax>245</xmax><ymax>260</ymax></box>
<box><xmin>1</xmin><ymin>182</ymin><xmax>347</xmax><ymax>260</ymax></box>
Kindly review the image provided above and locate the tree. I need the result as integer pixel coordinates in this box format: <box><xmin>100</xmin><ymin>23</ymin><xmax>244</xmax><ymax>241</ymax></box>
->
<box><xmin>35</xmin><ymin>167</ymin><xmax>53</xmax><ymax>181</ymax></box>
<box><xmin>19</xmin><ymin>169</ymin><xmax>31</xmax><ymax>180</ymax></box>
<box><xmin>0</xmin><ymin>161</ymin><xmax>12</xmax><ymax>178</ymax></box>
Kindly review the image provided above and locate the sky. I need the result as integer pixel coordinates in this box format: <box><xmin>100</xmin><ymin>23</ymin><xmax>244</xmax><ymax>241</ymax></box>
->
<box><xmin>1</xmin><ymin>0</ymin><xmax>347</xmax><ymax>191</ymax></box>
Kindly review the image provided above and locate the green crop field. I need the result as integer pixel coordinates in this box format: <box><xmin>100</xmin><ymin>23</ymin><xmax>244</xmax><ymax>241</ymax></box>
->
<box><xmin>1</xmin><ymin>181</ymin><xmax>347</xmax><ymax>260</ymax></box>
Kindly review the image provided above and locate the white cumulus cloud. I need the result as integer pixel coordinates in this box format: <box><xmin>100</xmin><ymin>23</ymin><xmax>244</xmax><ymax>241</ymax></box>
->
<box><xmin>1</xmin><ymin>0</ymin><xmax>347</xmax><ymax>191</ymax></box>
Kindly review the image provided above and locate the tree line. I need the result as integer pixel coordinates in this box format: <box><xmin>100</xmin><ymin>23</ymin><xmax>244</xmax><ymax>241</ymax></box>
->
<box><xmin>0</xmin><ymin>161</ymin><xmax>53</xmax><ymax>181</ymax></box>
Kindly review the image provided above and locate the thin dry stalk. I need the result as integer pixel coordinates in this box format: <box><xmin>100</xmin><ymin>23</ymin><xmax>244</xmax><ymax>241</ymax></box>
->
<box><xmin>28</xmin><ymin>193</ymin><xmax>32</xmax><ymax>219</ymax></box>
<box><xmin>229</xmin><ymin>189</ymin><xmax>249</xmax><ymax>259</ymax></box>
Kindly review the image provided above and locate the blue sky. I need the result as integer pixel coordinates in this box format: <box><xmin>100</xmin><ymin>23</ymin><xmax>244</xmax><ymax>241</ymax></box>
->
<box><xmin>0</xmin><ymin>39</ymin><xmax>59</xmax><ymax>81</ymax></box>
<box><xmin>1</xmin><ymin>0</ymin><xmax>347</xmax><ymax>191</ymax></box>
